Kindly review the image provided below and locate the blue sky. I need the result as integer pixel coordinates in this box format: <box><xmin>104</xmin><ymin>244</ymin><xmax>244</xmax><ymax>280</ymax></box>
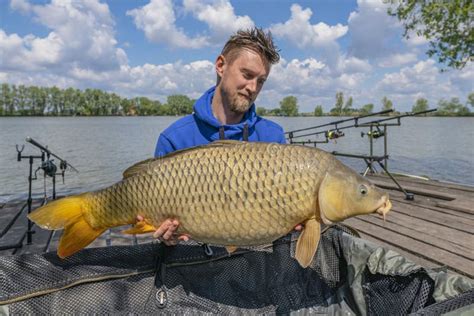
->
<box><xmin>1</xmin><ymin>0</ymin><xmax>472</xmax><ymax>112</ymax></box>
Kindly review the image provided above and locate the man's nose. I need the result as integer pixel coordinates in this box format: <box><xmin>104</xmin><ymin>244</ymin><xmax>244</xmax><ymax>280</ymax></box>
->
<box><xmin>246</xmin><ymin>78</ymin><xmax>257</xmax><ymax>94</ymax></box>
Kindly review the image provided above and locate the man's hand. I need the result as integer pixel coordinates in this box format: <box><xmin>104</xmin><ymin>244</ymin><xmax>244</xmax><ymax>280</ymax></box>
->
<box><xmin>136</xmin><ymin>216</ymin><xmax>190</xmax><ymax>246</ymax></box>
<box><xmin>136</xmin><ymin>215</ymin><xmax>302</xmax><ymax>246</ymax></box>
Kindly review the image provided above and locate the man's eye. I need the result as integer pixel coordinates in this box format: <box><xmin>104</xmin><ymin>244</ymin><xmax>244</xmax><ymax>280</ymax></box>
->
<box><xmin>243</xmin><ymin>73</ymin><xmax>252</xmax><ymax>79</ymax></box>
<box><xmin>258</xmin><ymin>79</ymin><xmax>266</xmax><ymax>85</ymax></box>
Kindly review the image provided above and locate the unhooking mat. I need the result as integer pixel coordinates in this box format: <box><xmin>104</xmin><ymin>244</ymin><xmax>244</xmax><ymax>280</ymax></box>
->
<box><xmin>0</xmin><ymin>225</ymin><xmax>473</xmax><ymax>315</ymax></box>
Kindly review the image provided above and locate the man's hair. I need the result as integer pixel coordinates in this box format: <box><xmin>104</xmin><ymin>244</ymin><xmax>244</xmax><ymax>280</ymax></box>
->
<box><xmin>221</xmin><ymin>28</ymin><xmax>280</xmax><ymax>66</ymax></box>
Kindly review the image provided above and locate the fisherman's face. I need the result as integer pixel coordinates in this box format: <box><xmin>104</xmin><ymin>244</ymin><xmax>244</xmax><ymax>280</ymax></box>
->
<box><xmin>216</xmin><ymin>49</ymin><xmax>270</xmax><ymax>114</ymax></box>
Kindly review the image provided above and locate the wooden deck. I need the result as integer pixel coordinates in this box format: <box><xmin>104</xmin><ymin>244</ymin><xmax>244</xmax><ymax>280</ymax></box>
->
<box><xmin>1</xmin><ymin>174</ymin><xmax>473</xmax><ymax>278</ymax></box>
<box><xmin>348</xmin><ymin>174</ymin><xmax>474</xmax><ymax>278</ymax></box>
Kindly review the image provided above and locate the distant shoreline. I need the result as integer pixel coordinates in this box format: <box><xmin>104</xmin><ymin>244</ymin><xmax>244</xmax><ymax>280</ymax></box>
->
<box><xmin>1</xmin><ymin>114</ymin><xmax>473</xmax><ymax>118</ymax></box>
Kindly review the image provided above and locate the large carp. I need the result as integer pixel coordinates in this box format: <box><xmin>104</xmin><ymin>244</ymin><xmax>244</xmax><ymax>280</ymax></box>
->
<box><xmin>29</xmin><ymin>140</ymin><xmax>391</xmax><ymax>267</ymax></box>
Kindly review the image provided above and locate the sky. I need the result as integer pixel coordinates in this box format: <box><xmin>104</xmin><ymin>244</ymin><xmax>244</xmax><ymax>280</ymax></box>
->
<box><xmin>0</xmin><ymin>0</ymin><xmax>472</xmax><ymax>112</ymax></box>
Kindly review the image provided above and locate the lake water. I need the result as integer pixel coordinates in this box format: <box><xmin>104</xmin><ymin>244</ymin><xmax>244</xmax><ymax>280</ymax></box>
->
<box><xmin>0</xmin><ymin>116</ymin><xmax>473</xmax><ymax>203</ymax></box>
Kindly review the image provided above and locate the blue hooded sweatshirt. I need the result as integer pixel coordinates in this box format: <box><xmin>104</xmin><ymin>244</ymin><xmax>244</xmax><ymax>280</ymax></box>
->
<box><xmin>154</xmin><ymin>86</ymin><xmax>286</xmax><ymax>157</ymax></box>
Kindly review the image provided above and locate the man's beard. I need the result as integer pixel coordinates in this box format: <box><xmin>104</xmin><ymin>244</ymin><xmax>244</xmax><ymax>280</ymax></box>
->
<box><xmin>228</xmin><ymin>92</ymin><xmax>253</xmax><ymax>114</ymax></box>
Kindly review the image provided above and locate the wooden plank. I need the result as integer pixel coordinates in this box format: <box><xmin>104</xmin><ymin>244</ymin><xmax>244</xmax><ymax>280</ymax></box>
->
<box><xmin>390</xmin><ymin>200</ymin><xmax>474</xmax><ymax>233</ymax></box>
<box><xmin>345</xmin><ymin>218</ymin><xmax>474</xmax><ymax>278</ymax></box>
<box><xmin>380</xmin><ymin>211</ymin><xmax>473</xmax><ymax>250</ymax></box>
<box><xmin>359</xmin><ymin>213</ymin><xmax>473</xmax><ymax>260</ymax></box>
<box><xmin>367</xmin><ymin>174</ymin><xmax>474</xmax><ymax>193</ymax></box>
<box><xmin>371</xmin><ymin>180</ymin><xmax>457</xmax><ymax>201</ymax></box>
<box><xmin>436</xmin><ymin>201</ymin><xmax>474</xmax><ymax>215</ymax></box>
<box><xmin>392</xmin><ymin>200</ymin><xmax>474</xmax><ymax>227</ymax></box>
<box><xmin>388</xmin><ymin>188</ymin><xmax>474</xmax><ymax>217</ymax></box>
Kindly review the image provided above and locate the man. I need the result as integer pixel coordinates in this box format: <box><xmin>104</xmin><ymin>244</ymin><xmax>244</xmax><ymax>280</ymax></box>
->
<box><xmin>147</xmin><ymin>28</ymin><xmax>299</xmax><ymax>244</ymax></box>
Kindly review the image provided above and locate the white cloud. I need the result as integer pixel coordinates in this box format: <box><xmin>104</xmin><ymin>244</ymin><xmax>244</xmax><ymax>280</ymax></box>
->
<box><xmin>259</xmin><ymin>55</ymin><xmax>373</xmax><ymax>111</ymax></box>
<box><xmin>127</xmin><ymin>0</ymin><xmax>208</xmax><ymax>49</ymax></box>
<box><xmin>337</xmin><ymin>56</ymin><xmax>372</xmax><ymax>74</ymax></box>
<box><xmin>377</xmin><ymin>59</ymin><xmax>439</xmax><ymax>94</ymax></box>
<box><xmin>403</xmin><ymin>31</ymin><xmax>430</xmax><ymax>47</ymax></box>
<box><xmin>448</xmin><ymin>63</ymin><xmax>474</xmax><ymax>95</ymax></box>
<box><xmin>348</xmin><ymin>0</ymin><xmax>401</xmax><ymax>59</ymax></box>
<box><xmin>183</xmin><ymin>0</ymin><xmax>254</xmax><ymax>42</ymax></box>
<box><xmin>4</xmin><ymin>0</ymin><xmax>125</xmax><ymax>73</ymax></box>
<box><xmin>10</xmin><ymin>0</ymin><xmax>32</xmax><ymax>13</ymax></box>
<box><xmin>378</xmin><ymin>53</ymin><xmax>418</xmax><ymax>68</ymax></box>
<box><xmin>270</xmin><ymin>4</ymin><xmax>347</xmax><ymax>49</ymax></box>
<box><xmin>373</xmin><ymin>59</ymin><xmax>473</xmax><ymax>109</ymax></box>
<box><xmin>114</xmin><ymin>60</ymin><xmax>215</xmax><ymax>99</ymax></box>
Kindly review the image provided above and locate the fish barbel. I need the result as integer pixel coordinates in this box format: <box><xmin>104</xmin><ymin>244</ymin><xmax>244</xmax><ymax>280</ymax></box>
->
<box><xmin>29</xmin><ymin>140</ymin><xmax>391</xmax><ymax>267</ymax></box>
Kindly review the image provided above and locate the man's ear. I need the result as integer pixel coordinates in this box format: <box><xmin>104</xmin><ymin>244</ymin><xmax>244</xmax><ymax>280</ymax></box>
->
<box><xmin>215</xmin><ymin>55</ymin><xmax>226</xmax><ymax>78</ymax></box>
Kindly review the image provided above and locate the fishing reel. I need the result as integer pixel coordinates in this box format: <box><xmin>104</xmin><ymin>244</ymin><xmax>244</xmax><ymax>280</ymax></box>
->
<box><xmin>361</xmin><ymin>128</ymin><xmax>385</xmax><ymax>139</ymax></box>
<box><xmin>325</xmin><ymin>130</ymin><xmax>345</xmax><ymax>140</ymax></box>
<box><xmin>35</xmin><ymin>158</ymin><xmax>68</xmax><ymax>183</ymax></box>
<box><xmin>41</xmin><ymin>159</ymin><xmax>57</xmax><ymax>177</ymax></box>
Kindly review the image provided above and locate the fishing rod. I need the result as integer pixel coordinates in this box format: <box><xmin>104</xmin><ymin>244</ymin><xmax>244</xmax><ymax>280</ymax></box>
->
<box><xmin>286</xmin><ymin>109</ymin><xmax>393</xmax><ymax>141</ymax></box>
<box><xmin>293</xmin><ymin>108</ymin><xmax>437</xmax><ymax>140</ymax></box>
<box><xmin>26</xmin><ymin>137</ymin><xmax>79</xmax><ymax>173</ymax></box>
<box><xmin>357</xmin><ymin>108</ymin><xmax>437</xmax><ymax>127</ymax></box>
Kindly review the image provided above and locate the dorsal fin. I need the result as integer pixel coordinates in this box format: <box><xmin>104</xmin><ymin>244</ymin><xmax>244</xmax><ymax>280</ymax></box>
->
<box><xmin>122</xmin><ymin>140</ymin><xmax>247</xmax><ymax>179</ymax></box>
<box><xmin>122</xmin><ymin>158</ymin><xmax>157</xmax><ymax>179</ymax></box>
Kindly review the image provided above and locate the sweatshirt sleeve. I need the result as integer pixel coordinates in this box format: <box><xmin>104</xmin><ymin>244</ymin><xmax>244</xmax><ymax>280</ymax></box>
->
<box><xmin>154</xmin><ymin>134</ymin><xmax>176</xmax><ymax>157</ymax></box>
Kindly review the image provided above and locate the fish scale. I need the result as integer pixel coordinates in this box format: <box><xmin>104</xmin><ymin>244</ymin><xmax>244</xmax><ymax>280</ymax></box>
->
<box><xmin>28</xmin><ymin>140</ymin><xmax>391</xmax><ymax>266</ymax></box>
<box><xmin>91</xmin><ymin>142</ymin><xmax>313</xmax><ymax>244</ymax></box>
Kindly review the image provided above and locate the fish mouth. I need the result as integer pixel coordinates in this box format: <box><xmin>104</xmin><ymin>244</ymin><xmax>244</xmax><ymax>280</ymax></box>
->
<box><xmin>376</xmin><ymin>198</ymin><xmax>392</xmax><ymax>222</ymax></box>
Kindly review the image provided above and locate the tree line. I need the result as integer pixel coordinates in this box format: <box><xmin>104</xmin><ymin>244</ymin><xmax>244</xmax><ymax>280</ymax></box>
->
<box><xmin>0</xmin><ymin>84</ymin><xmax>194</xmax><ymax>116</ymax></box>
<box><xmin>0</xmin><ymin>84</ymin><xmax>472</xmax><ymax>117</ymax></box>
<box><xmin>257</xmin><ymin>92</ymin><xmax>474</xmax><ymax>117</ymax></box>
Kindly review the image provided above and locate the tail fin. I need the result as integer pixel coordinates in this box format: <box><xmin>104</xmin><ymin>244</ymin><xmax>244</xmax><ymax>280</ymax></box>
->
<box><xmin>28</xmin><ymin>194</ymin><xmax>105</xmax><ymax>258</ymax></box>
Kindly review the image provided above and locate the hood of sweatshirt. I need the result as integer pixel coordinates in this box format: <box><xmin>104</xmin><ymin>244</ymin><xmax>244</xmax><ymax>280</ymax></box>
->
<box><xmin>193</xmin><ymin>86</ymin><xmax>258</xmax><ymax>140</ymax></box>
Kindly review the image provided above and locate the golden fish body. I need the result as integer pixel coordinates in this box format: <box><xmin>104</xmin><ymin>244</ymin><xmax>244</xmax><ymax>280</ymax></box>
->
<box><xmin>29</xmin><ymin>140</ymin><xmax>391</xmax><ymax>267</ymax></box>
<box><xmin>86</xmin><ymin>141</ymin><xmax>320</xmax><ymax>245</ymax></box>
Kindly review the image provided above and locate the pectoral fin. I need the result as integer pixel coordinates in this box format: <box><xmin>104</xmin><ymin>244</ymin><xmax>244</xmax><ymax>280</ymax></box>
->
<box><xmin>122</xmin><ymin>220</ymin><xmax>157</xmax><ymax>235</ymax></box>
<box><xmin>295</xmin><ymin>217</ymin><xmax>321</xmax><ymax>268</ymax></box>
<box><xmin>225</xmin><ymin>245</ymin><xmax>238</xmax><ymax>254</ymax></box>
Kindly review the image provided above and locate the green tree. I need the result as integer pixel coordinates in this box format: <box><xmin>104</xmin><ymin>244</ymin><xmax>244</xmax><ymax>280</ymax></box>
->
<box><xmin>330</xmin><ymin>91</ymin><xmax>344</xmax><ymax>116</ymax></box>
<box><xmin>412</xmin><ymin>98</ymin><xmax>429</xmax><ymax>113</ymax></box>
<box><xmin>29</xmin><ymin>86</ymin><xmax>47</xmax><ymax>116</ymax></box>
<box><xmin>382</xmin><ymin>96</ymin><xmax>393</xmax><ymax>112</ymax></box>
<box><xmin>268</xmin><ymin>108</ymin><xmax>282</xmax><ymax>116</ymax></box>
<box><xmin>0</xmin><ymin>83</ymin><xmax>13</xmax><ymax>115</ymax></box>
<box><xmin>279</xmin><ymin>96</ymin><xmax>298</xmax><ymax>116</ymax></box>
<box><xmin>256</xmin><ymin>107</ymin><xmax>268</xmax><ymax>116</ymax></box>
<box><xmin>387</xmin><ymin>0</ymin><xmax>473</xmax><ymax>70</ymax></box>
<box><xmin>9</xmin><ymin>85</ymin><xmax>17</xmax><ymax>115</ymax></box>
<box><xmin>16</xmin><ymin>85</ymin><xmax>29</xmax><ymax>115</ymax></box>
<box><xmin>166</xmin><ymin>95</ymin><xmax>194</xmax><ymax>115</ymax></box>
<box><xmin>120</xmin><ymin>98</ymin><xmax>134</xmax><ymax>116</ymax></box>
<box><xmin>437</xmin><ymin>97</ymin><xmax>464</xmax><ymax>116</ymax></box>
<box><xmin>457</xmin><ymin>105</ymin><xmax>471</xmax><ymax>116</ymax></box>
<box><xmin>360</xmin><ymin>103</ymin><xmax>374</xmax><ymax>115</ymax></box>
<box><xmin>343</xmin><ymin>96</ymin><xmax>353</xmax><ymax>114</ymax></box>
<box><xmin>467</xmin><ymin>92</ymin><xmax>474</xmax><ymax>109</ymax></box>
<box><xmin>314</xmin><ymin>105</ymin><xmax>323</xmax><ymax>116</ymax></box>
<box><xmin>109</xmin><ymin>93</ymin><xmax>122</xmax><ymax>115</ymax></box>
<box><xmin>136</xmin><ymin>97</ymin><xmax>156</xmax><ymax>115</ymax></box>
<box><xmin>48</xmin><ymin>86</ymin><xmax>63</xmax><ymax>115</ymax></box>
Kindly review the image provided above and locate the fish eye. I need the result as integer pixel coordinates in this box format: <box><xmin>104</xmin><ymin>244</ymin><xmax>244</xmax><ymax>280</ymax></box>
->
<box><xmin>359</xmin><ymin>184</ymin><xmax>368</xmax><ymax>195</ymax></box>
